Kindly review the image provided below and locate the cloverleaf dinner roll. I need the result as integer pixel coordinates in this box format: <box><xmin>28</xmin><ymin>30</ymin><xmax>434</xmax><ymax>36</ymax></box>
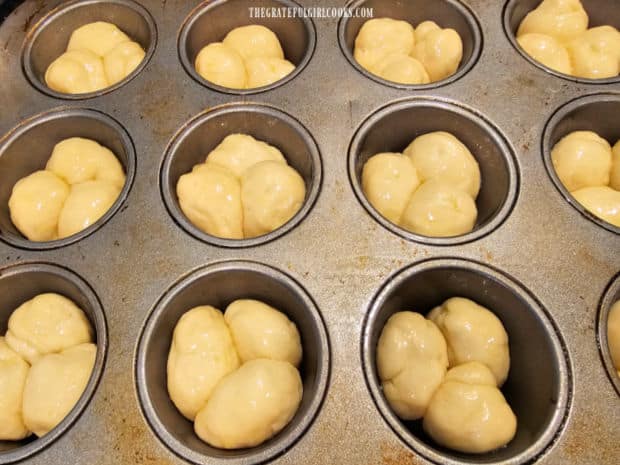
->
<box><xmin>0</xmin><ymin>337</ymin><xmax>30</xmax><ymax>440</ymax></box>
<box><xmin>46</xmin><ymin>21</ymin><xmax>145</xmax><ymax>94</ymax></box>
<box><xmin>566</xmin><ymin>26</ymin><xmax>620</xmax><ymax>79</ymax></box>
<box><xmin>428</xmin><ymin>297</ymin><xmax>510</xmax><ymax>386</ymax></box>
<box><xmin>571</xmin><ymin>186</ymin><xmax>620</xmax><ymax>227</ymax></box>
<box><xmin>516</xmin><ymin>33</ymin><xmax>572</xmax><ymax>75</ymax></box>
<box><xmin>377</xmin><ymin>312</ymin><xmax>448</xmax><ymax>420</ymax></box>
<box><xmin>423</xmin><ymin>362</ymin><xmax>517</xmax><ymax>453</ymax></box>
<box><xmin>608</xmin><ymin>301</ymin><xmax>620</xmax><ymax>376</ymax></box>
<box><xmin>177</xmin><ymin>134</ymin><xmax>305</xmax><ymax>239</ymax></box>
<box><xmin>8</xmin><ymin>137</ymin><xmax>126</xmax><ymax>242</ymax></box>
<box><xmin>353</xmin><ymin>17</ymin><xmax>462</xmax><ymax>84</ymax></box>
<box><xmin>195</xmin><ymin>25</ymin><xmax>294</xmax><ymax>89</ymax></box>
<box><xmin>517</xmin><ymin>0</ymin><xmax>588</xmax><ymax>43</ymax></box>
<box><xmin>22</xmin><ymin>343</ymin><xmax>96</xmax><ymax>437</ymax></box>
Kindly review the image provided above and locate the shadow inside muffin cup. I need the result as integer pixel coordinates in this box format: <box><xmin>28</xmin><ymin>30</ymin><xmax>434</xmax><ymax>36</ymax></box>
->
<box><xmin>348</xmin><ymin>98</ymin><xmax>519</xmax><ymax>246</ymax></box>
<box><xmin>0</xmin><ymin>107</ymin><xmax>136</xmax><ymax>250</ymax></box>
<box><xmin>178</xmin><ymin>0</ymin><xmax>316</xmax><ymax>94</ymax></box>
<box><xmin>542</xmin><ymin>93</ymin><xmax>620</xmax><ymax>234</ymax></box>
<box><xmin>337</xmin><ymin>0</ymin><xmax>482</xmax><ymax>89</ymax></box>
<box><xmin>0</xmin><ymin>262</ymin><xmax>107</xmax><ymax>464</ymax></box>
<box><xmin>160</xmin><ymin>103</ymin><xmax>322</xmax><ymax>248</ymax></box>
<box><xmin>597</xmin><ymin>273</ymin><xmax>620</xmax><ymax>395</ymax></box>
<box><xmin>135</xmin><ymin>260</ymin><xmax>330</xmax><ymax>465</ymax></box>
<box><xmin>503</xmin><ymin>0</ymin><xmax>620</xmax><ymax>84</ymax></box>
<box><xmin>22</xmin><ymin>0</ymin><xmax>157</xmax><ymax>99</ymax></box>
<box><xmin>362</xmin><ymin>258</ymin><xmax>571</xmax><ymax>465</ymax></box>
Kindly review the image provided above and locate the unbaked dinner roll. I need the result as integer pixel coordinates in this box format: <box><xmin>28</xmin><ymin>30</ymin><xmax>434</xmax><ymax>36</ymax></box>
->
<box><xmin>423</xmin><ymin>362</ymin><xmax>517</xmax><ymax>453</ymax></box>
<box><xmin>412</xmin><ymin>21</ymin><xmax>463</xmax><ymax>82</ymax></box>
<box><xmin>517</xmin><ymin>0</ymin><xmax>588</xmax><ymax>43</ymax></box>
<box><xmin>354</xmin><ymin>18</ymin><xmax>415</xmax><ymax>71</ymax></box>
<box><xmin>45</xmin><ymin>49</ymin><xmax>108</xmax><ymax>94</ymax></box>
<box><xmin>611</xmin><ymin>141</ymin><xmax>620</xmax><ymax>191</ymax></box>
<box><xmin>195</xmin><ymin>43</ymin><xmax>247</xmax><ymax>89</ymax></box>
<box><xmin>176</xmin><ymin>163</ymin><xmax>244</xmax><ymax>239</ymax></box>
<box><xmin>517</xmin><ymin>33</ymin><xmax>572</xmax><ymax>74</ymax></box>
<box><xmin>400</xmin><ymin>180</ymin><xmax>478</xmax><ymax>238</ymax></box>
<box><xmin>571</xmin><ymin>186</ymin><xmax>620</xmax><ymax>227</ymax></box>
<box><xmin>22</xmin><ymin>343</ymin><xmax>96</xmax><ymax>437</ymax></box>
<box><xmin>223</xmin><ymin>25</ymin><xmax>284</xmax><ymax>60</ymax></box>
<box><xmin>194</xmin><ymin>359</ymin><xmax>303</xmax><ymax>449</ymax></box>
<box><xmin>167</xmin><ymin>306</ymin><xmax>240</xmax><ymax>421</ymax></box>
<box><xmin>369</xmin><ymin>53</ymin><xmax>430</xmax><ymax>84</ymax></box>
<box><xmin>551</xmin><ymin>130</ymin><xmax>612</xmax><ymax>192</ymax></box>
<box><xmin>608</xmin><ymin>301</ymin><xmax>620</xmax><ymax>375</ymax></box>
<box><xmin>377</xmin><ymin>312</ymin><xmax>448</xmax><ymax>420</ymax></box>
<box><xmin>67</xmin><ymin>21</ymin><xmax>131</xmax><ymax>57</ymax></box>
<box><xmin>224</xmin><ymin>299</ymin><xmax>302</xmax><ymax>366</ymax></box>
<box><xmin>0</xmin><ymin>337</ymin><xmax>30</xmax><ymax>440</ymax></box>
<box><xmin>245</xmin><ymin>57</ymin><xmax>296</xmax><ymax>88</ymax></box>
<box><xmin>362</xmin><ymin>152</ymin><xmax>420</xmax><ymax>224</ymax></box>
<box><xmin>103</xmin><ymin>41</ymin><xmax>146</xmax><ymax>86</ymax></box>
<box><xmin>5</xmin><ymin>293</ymin><xmax>93</xmax><ymax>365</ymax></box>
<box><xmin>566</xmin><ymin>26</ymin><xmax>620</xmax><ymax>79</ymax></box>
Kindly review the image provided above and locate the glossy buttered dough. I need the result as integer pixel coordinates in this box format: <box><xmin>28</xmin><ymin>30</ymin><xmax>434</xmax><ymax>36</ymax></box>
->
<box><xmin>551</xmin><ymin>131</ymin><xmax>612</xmax><ymax>192</ymax></box>
<box><xmin>377</xmin><ymin>312</ymin><xmax>448</xmax><ymax>420</ymax></box>
<box><xmin>224</xmin><ymin>299</ymin><xmax>302</xmax><ymax>366</ymax></box>
<box><xmin>354</xmin><ymin>18</ymin><xmax>415</xmax><ymax>70</ymax></box>
<box><xmin>103</xmin><ymin>41</ymin><xmax>146</xmax><ymax>86</ymax></box>
<box><xmin>67</xmin><ymin>21</ymin><xmax>130</xmax><ymax>56</ymax></box>
<box><xmin>5</xmin><ymin>293</ymin><xmax>93</xmax><ymax>364</ymax></box>
<box><xmin>428</xmin><ymin>297</ymin><xmax>510</xmax><ymax>385</ymax></box>
<box><xmin>608</xmin><ymin>301</ymin><xmax>620</xmax><ymax>374</ymax></box>
<box><xmin>195</xmin><ymin>43</ymin><xmax>247</xmax><ymax>89</ymax></box>
<box><xmin>22</xmin><ymin>343</ymin><xmax>96</xmax><ymax>437</ymax></box>
<box><xmin>611</xmin><ymin>141</ymin><xmax>620</xmax><ymax>191</ymax></box>
<box><xmin>0</xmin><ymin>338</ymin><xmax>30</xmax><ymax>440</ymax></box>
<box><xmin>369</xmin><ymin>53</ymin><xmax>430</xmax><ymax>85</ymax></box>
<box><xmin>571</xmin><ymin>186</ymin><xmax>620</xmax><ymax>227</ymax></box>
<box><xmin>167</xmin><ymin>306</ymin><xmax>240</xmax><ymax>420</ymax></box>
<box><xmin>223</xmin><ymin>25</ymin><xmax>284</xmax><ymax>60</ymax></box>
<box><xmin>517</xmin><ymin>33</ymin><xmax>572</xmax><ymax>74</ymax></box>
<box><xmin>194</xmin><ymin>359</ymin><xmax>302</xmax><ymax>449</ymax></box>
<box><xmin>45</xmin><ymin>49</ymin><xmax>109</xmax><ymax>94</ymax></box>
<box><xmin>245</xmin><ymin>57</ymin><xmax>296</xmax><ymax>88</ymax></box>
<box><xmin>517</xmin><ymin>0</ymin><xmax>588</xmax><ymax>43</ymax></box>
<box><xmin>567</xmin><ymin>26</ymin><xmax>620</xmax><ymax>79</ymax></box>
<box><xmin>423</xmin><ymin>362</ymin><xmax>517</xmax><ymax>453</ymax></box>
<box><xmin>412</xmin><ymin>21</ymin><xmax>463</xmax><ymax>82</ymax></box>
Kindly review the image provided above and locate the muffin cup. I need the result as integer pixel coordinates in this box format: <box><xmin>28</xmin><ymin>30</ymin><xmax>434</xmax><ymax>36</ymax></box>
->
<box><xmin>597</xmin><ymin>272</ymin><xmax>620</xmax><ymax>395</ymax></box>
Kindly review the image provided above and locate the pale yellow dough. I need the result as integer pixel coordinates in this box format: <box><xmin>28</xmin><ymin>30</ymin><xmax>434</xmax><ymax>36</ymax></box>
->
<box><xmin>354</xmin><ymin>18</ymin><xmax>415</xmax><ymax>70</ymax></box>
<box><xmin>571</xmin><ymin>186</ymin><xmax>620</xmax><ymax>227</ymax></box>
<box><xmin>610</xmin><ymin>141</ymin><xmax>620</xmax><ymax>190</ymax></box>
<box><xmin>67</xmin><ymin>21</ymin><xmax>130</xmax><ymax>57</ymax></box>
<box><xmin>22</xmin><ymin>343</ymin><xmax>95</xmax><ymax>437</ymax></box>
<box><xmin>566</xmin><ymin>26</ymin><xmax>620</xmax><ymax>79</ymax></box>
<box><xmin>224</xmin><ymin>300</ymin><xmax>302</xmax><ymax>366</ymax></box>
<box><xmin>194</xmin><ymin>359</ymin><xmax>302</xmax><ymax>449</ymax></box>
<box><xmin>608</xmin><ymin>301</ymin><xmax>620</xmax><ymax>372</ymax></box>
<box><xmin>195</xmin><ymin>43</ymin><xmax>247</xmax><ymax>89</ymax></box>
<box><xmin>404</xmin><ymin>131</ymin><xmax>481</xmax><ymax>198</ymax></box>
<box><xmin>167</xmin><ymin>306</ymin><xmax>240</xmax><ymax>420</ymax></box>
<box><xmin>103</xmin><ymin>41</ymin><xmax>146</xmax><ymax>85</ymax></box>
<box><xmin>369</xmin><ymin>53</ymin><xmax>430</xmax><ymax>84</ymax></box>
<box><xmin>45</xmin><ymin>49</ymin><xmax>108</xmax><ymax>94</ymax></box>
<box><xmin>245</xmin><ymin>57</ymin><xmax>295</xmax><ymax>88</ymax></box>
<box><xmin>377</xmin><ymin>312</ymin><xmax>448</xmax><ymax>420</ymax></box>
<box><xmin>5</xmin><ymin>293</ymin><xmax>93</xmax><ymax>365</ymax></box>
<box><xmin>223</xmin><ymin>25</ymin><xmax>284</xmax><ymax>60</ymax></box>
<box><xmin>428</xmin><ymin>297</ymin><xmax>510</xmax><ymax>386</ymax></box>
<box><xmin>176</xmin><ymin>163</ymin><xmax>244</xmax><ymax>239</ymax></box>
<box><xmin>423</xmin><ymin>362</ymin><xmax>517</xmax><ymax>453</ymax></box>
<box><xmin>400</xmin><ymin>180</ymin><xmax>478</xmax><ymax>238</ymax></box>
<box><xmin>8</xmin><ymin>171</ymin><xmax>70</xmax><ymax>242</ymax></box>
<box><xmin>412</xmin><ymin>21</ymin><xmax>463</xmax><ymax>82</ymax></box>
<box><xmin>0</xmin><ymin>337</ymin><xmax>30</xmax><ymax>440</ymax></box>
<box><xmin>362</xmin><ymin>152</ymin><xmax>420</xmax><ymax>224</ymax></box>
<box><xmin>241</xmin><ymin>161</ymin><xmax>306</xmax><ymax>238</ymax></box>
<box><xmin>551</xmin><ymin>131</ymin><xmax>612</xmax><ymax>191</ymax></box>
<box><xmin>517</xmin><ymin>0</ymin><xmax>588</xmax><ymax>43</ymax></box>
<box><xmin>517</xmin><ymin>33</ymin><xmax>572</xmax><ymax>74</ymax></box>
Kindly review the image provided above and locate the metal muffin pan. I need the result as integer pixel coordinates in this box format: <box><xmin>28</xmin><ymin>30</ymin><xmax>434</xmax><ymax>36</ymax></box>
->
<box><xmin>0</xmin><ymin>0</ymin><xmax>618</xmax><ymax>464</ymax></box>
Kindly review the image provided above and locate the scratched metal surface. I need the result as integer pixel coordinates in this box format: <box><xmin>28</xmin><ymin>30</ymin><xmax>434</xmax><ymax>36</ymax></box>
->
<box><xmin>0</xmin><ymin>0</ymin><xmax>619</xmax><ymax>464</ymax></box>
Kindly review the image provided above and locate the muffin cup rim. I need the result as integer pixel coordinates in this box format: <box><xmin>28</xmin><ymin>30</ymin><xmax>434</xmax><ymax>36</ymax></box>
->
<box><xmin>596</xmin><ymin>272</ymin><xmax>620</xmax><ymax>396</ymax></box>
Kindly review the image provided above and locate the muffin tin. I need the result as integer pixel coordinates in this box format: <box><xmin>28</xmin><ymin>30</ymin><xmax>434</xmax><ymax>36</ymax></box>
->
<box><xmin>0</xmin><ymin>0</ymin><xmax>618</xmax><ymax>464</ymax></box>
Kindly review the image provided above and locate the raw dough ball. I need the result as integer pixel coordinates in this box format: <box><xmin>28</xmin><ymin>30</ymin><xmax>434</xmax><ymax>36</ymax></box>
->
<box><xmin>223</xmin><ymin>25</ymin><xmax>284</xmax><ymax>60</ymax></box>
<box><xmin>46</xmin><ymin>137</ymin><xmax>126</xmax><ymax>189</ymax></box>
<box><xmin>377</xmin><ymin>312</ymin><xmax>448</xmax><ymax>420</ymax></box>
<box><xmin>57</xmin><ymin>180</ymin><xmax>121</xmax><ymax>239</ymax></box>
<box><xmin>0</xmin><ymin>337</ymin><xmax>30</xmax><ymax>440</ymax></box>
<box><xmin>423</xmin><ymin>362</ymin><xmax>517</xmax><ymax>453</ymax></box>
<box><xmin>195</xmin><ymin>42</ymin><xmax>247</xmax><ymax>89</ymax></box>
<box><xmin>571</xmin><ymin>186</ymin><xmax>620</xmax><ymax>227</ymax></box>
<box><xmin>206</xmin><ymin>134</ymin><xmax>286</xmax><ymax>179</ymax></box>
<box><xmin>369</xmin><ymin>53</ymin><xmax>430</xmax><ymax>84</ymax></box>
<box><xmin>517</xmin><ymin>33</ymin><xmax>572</xmax><ymax>74</ymax></box>
<box><xmin>167</xmin><ymin>306</ymin><xmax>240</xmax><ymax>420</ymax></box>
<box><xmin>241</xmin><ymin>161</ymin><xmax>306</xmax><ymax>238</ymax></box>
<box><xmin>176</xmin><ymin>162</ymin><xmax>244</xmax><ymax>239</ymax></box>
<box><xmin>551</xmin><ymin>131</ymin><xmax>612</xmax><ymax>191</ymax></box>
<box><xmin>224</xmin><ymin>299</ymin><xmax>302</xmax><ymax>366</ymax></box>
<box><xmin>103</xmin><ymin>40</ymin><xmax>145</xmax><ymax>85</ymax></box>
<box><xmin>8</xmin><ymin>170</ymin><xmax>70</xmax><ymax>242</ymax></box>
<box><xmin>610</xmin><ymin>140</ymin><xmax>620</xmax><ymax>191</ymax></box>
<box><xmin>428</xmin><ymin>297</ymin><xmax>510</xmax><ymax>386</ymax></box>
<box><xmin>67</xmin><ymin>21</ymin><xmax>131</xmax><ymax>57</ymax></box>
<box><xmin>404</xmin><ymin>131</ymin><xmax>481</xmax><ymax>198</ymax></box>
<box><xmin>22</xmin><ymin>343</ymin><xmax>96</xmax><ymax>437</ymax></box>
<box><xmin>354</xmin><ymin>18</ymin><xmax>415</xmax><ymax>70</ymax></box>
<box><xmin>245</xmin><ymin>56</ymin><xmax>295</xmax><ymax>88</ymax></box>
<box><xmin>412</xmin><ymin>21</ymin><xmax>463</xmax><ymax>82</ymax></box>
<box><xmin>45</xmin><ymin>49</ymin><xmax>108</xmax><ymax>94</ymax></box>
<box><xmin>361</xmin><ymin>152</ymin><xmax>420</xmax><ymax>224</ymax></box>
<box><xmin>608</xmin><ymin>301</ymin><xmax>620</xmax><ymax>371</ymax></box>
<box><xmin>5</xmin><ymin>293</ymin><xmax>93</xmax><ymax>365</ymax></box>
<box><xmin>566</xmin><ymin>26</ymin><xmax>620</xmax><ymax>79</ymax></box>
<box><xmin>194</xmin><ymin>359</ymin><xmax>302</xmax><ymax>449</ymax></box>
<box><xmin>517</xmin><ymin>0</ymin><xmax>589</xmax><ymax>43</ymax></box>
<box><xmin>400</xmin><ymin>180</ymin><xmax>478</xmax><ymax>237</ymax></box>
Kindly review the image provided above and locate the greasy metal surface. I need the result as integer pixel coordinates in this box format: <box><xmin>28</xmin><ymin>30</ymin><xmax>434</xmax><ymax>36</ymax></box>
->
<box><xmin>0</xmin><ymin>0</ymin><xmax>618</xmax><ymax>464</ymax></box>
